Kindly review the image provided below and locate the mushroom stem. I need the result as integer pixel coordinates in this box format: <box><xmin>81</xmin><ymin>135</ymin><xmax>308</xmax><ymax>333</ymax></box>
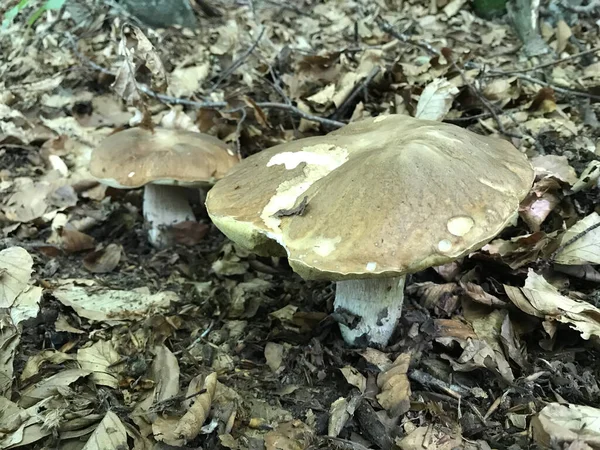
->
<box><xmin>334</xmin><ymin>276</ymin><xmax>406</xmax><ymax>347</ymax></box>
<box><xmin>143</xmin><ymin>184</ymin><xmax>196</xmax><ymax>248</ymax></box>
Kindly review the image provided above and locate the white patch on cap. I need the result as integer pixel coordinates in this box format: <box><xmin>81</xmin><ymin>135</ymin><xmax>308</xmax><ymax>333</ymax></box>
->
<box><xmin>366</xmin><ymin>262</ymin><xmax>377</xmax><ymax>271</ymax></box>
<box><xmin>437</xmin><ymin>239</ymin><xmax>452</xmax><ymax>253</ymax></box>
<box><xmin>267</xmin><ymin>144</ymin><xmax>348</xmax><ymax>171</ymax></box>
<box><xmin>261</xmin><ymin>145</ymin><xmax>348</xmax><ymax>232</ymax></box>
<box><xmin>373</xmin><ymin>115</ymin><xmax>389</xmax><ymax>123</ymax></box>
<box><xmin>313</xmin><ymin>236</ymin><xmax>342</xmax><ymax>257</ymax></box>
<box><xmin>447</xmin><ymin>216</ymin><xmax>475</xmax><ymax>237</ymax></box>
<box><xmin>128</xmin><ymin>171</ymin><xmax>136</xmax><ymax>178</ymax></box>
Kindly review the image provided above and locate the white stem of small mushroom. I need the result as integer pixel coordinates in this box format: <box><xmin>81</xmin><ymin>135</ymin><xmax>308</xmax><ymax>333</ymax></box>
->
<box><xmin>143</xmin><ymin>184</ymin><xmax>196</xmax><ymax>248</ymax></box>
<box><xmin>334</xmin><ymin>276</ymin><xmax>406</xmax><ymax>347</ymax></box>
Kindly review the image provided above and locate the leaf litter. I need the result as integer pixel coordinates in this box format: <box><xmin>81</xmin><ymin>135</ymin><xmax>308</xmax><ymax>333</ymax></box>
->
<box><xmin>2</xmin><ymin>0</ymin><xmax>600</xmax><ymax>449</ymax></box>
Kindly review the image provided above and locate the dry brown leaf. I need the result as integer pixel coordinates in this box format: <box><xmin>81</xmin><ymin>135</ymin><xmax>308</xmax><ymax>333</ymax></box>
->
<box><xmin>415</xmin><ymin>78</ymin><xmax>459</xmax><ymax>121</ymax></box>
<box><xmin>77</xmin><ymin>340</ymin><xmax>120</xmax><ymax>389</ymax></box>
<box><xmin>174</xmin><ymin>372</ymin><xmax>218</xmax><ymax>441</ymax></box>
<box><xmin>53</xmin><ymin>285</ymin><xmax>179</xmax><ymax>321</ymax></box>
<box><xmin>555</xmin><ymin>213</ymin><xmax>600</xmax><ymax>265</ymax></box>
<box><xmin>265</xmin><ymin>342</ymin><xmax>285</xmax><ymax>373</ymax></box>
<box><xmin>20</xmin><ymin>369</ymin><xmax>92</xmax><ymax>408</ymax></box>
<box><xmin>532</xmin><ymin>403</ymin><xmax>600</xmax><ymax>448</ymax></box>
<box><xmin>0</xmin><ymin>246</ymin><xmax>33</xmax><ymax>308</ymax></box>
<box><xmin>20</xmin><ymin>350</ymin><xmax>75</xmax><ymax>383</ymax></box>
<box><xmin>81</xmin><ymin>411</ymin><xmax>127</xmax><ymax>450</ymax></box>
<box><xmin>531</xmin><ymin>154</ymin><xmax>577</xmax><ymax>185</ymax></box>
<box><xmin>264</xmin><ymin>420</ymin><xmax>314</xmax><ymax>450</ymax></box>
<box><xmin>376</xmin><ymin>353</ymin><xmax>411</xmax><ymax>417</ymax></box>
<box><xmin>328</xmin><ymin>395</ymin><xmax>360</xmax><ymax>438</ymax></box>
<box><xmin>407</xmin><ymin>281</ymin><xmax>460</xmax><ymax>315</ymax></box>
<box><xmin>505</xmin><ymin>270</ymin><xmax>600</xmax><ymax>339</ymax></box>
<box><xmin>83</xmin><ymin>244</ymin><xmax>122</xmax><ymax>273</ymax></box>
<box><xmin>396</xmin><ymin>424</ymin><xmax>463</xmax><ymax>450</ymax></box>
<box><xmin>339</xmin><ymin>366</ymin><xmax>366</xmax><ymax>393</ymax></box>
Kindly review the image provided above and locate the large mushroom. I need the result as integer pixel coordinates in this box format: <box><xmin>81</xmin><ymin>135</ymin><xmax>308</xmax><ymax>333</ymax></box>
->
<box><xmin>205</xmin><ymin>114</ymin><xmax>534</xmax><ymax>347</ymax></box>
<box><xmin>90</xmin><ymin>127</ymin><xmax>239</xmax><ymax>248</ymax></box>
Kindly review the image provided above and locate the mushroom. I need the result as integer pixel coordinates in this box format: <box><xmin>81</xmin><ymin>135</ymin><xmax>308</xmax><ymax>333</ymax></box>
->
<box><xmin>90</xmin><ymin>127</ymin><xmax>239</xmax><ymax>248</ymax></box>
<box><xmin>205</xmin><ymin>115</ymin><xmax>534</xmax><ymax>347</ymax></box>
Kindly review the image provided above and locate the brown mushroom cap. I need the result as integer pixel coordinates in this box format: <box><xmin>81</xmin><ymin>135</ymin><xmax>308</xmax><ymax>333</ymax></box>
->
<box><xmin>90</xmin><ymin>128</ymin><xmax>239</xmax><ymax>188</ymax></box>
<box><xmin>206</xmin><ymin>115</ymin><xmax>534</xmax><ymax>281</ymax></box>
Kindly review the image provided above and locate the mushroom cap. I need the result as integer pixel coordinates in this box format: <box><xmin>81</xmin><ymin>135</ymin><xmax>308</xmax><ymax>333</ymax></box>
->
<box><xmin>206</xmin><ymin>115</ymin><xmax>534</xmax><ymax>281</ymax></box>
<box><xmin>90</xmin><ymin>128</ymin><xmax>240</xmax><ymax>188</ymax></box>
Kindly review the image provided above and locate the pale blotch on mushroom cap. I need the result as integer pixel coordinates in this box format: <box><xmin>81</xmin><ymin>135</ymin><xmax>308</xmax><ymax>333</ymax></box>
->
<box><xmin>90</xmin><ymin>127</ymin><xmax>239</xmax><ymax>189</ymax></box>
<box><xmin>206</xmin><ymin>114</ymin><xmax>534</xmax><ymax>281</ymax></box>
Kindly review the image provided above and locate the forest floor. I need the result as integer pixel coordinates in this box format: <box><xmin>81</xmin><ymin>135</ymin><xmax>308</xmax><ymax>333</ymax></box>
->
<box><xmin>2</xmin><ymin>0</ymin><xmax>600</xmax><ymax>449</ymax></box>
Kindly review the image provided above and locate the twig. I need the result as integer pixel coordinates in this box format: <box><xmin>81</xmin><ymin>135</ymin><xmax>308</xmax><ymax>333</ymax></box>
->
<box><xmin>551</xmin><ymin>221</ymin><xmax>600</xmax><ymax>262</ymax></box>
<box><xmin>67</xmin><ymin>36</ymin><xmax>346</xmax><ymax>129</ymax></box>
<box><xmin>331</xmin><ymin>66</ymin><xmax>381</xmax><ymax>120</ymax></box>
<box><xmin>376</xmin><ymin>17</ymin><xmax>439</xmax><ymax>56</ymax></box>
<box><xmin>559</xmin><ymin>0</ymin><xmax>600</xmax><ymax>13</ymax></box>
<box><xmin>209</xmin><ymin>26</ymin><xmax>266</xmax><ymax>93</ymax></box>
<box><xmin>408</xmin><ymin>369</ymin><xmax>469</xmax><ymax>399</ymax></box>
<box><xmin>491</xmin><ymin>47</ymin><xmax>600</xmax><ymax>75</ymax></box>
<box><xmin>486</xmin><ymin>72</ymin><xmax>600</xmax><ymax>101</ymax></box>
<box><xmin>448</xmin><ymin>53</ymin><xmax>522</xmax><ymax>139</ymax></box>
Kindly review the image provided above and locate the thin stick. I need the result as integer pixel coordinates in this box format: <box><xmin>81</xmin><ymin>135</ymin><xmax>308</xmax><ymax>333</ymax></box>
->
<box><xmin>331</xmin><ymin>66</ymin><xmax>381</xmax><ymax>120</ymax></box>
<box><xmin>486</xmin><ymin>72</ymin><xmax>600</xmax><ymax>102</ymax></box>
<box><xmin>447</xmin><ymin>54</ymin><xmax>522</xmax><ymax>138</ymax></box>
<box><xmin>551</xmin><ymin>221</ymin><xmax>600</xmax><ymax>262</ymax></box>
<box><xmin>492</xmin><ymin>47</ymin><xmax>600</xmax><ymax>75</ymax></box>
<box><xmin>209</xmin><ymin>26</ymin><xmax>266</xmax><ymax>93</ymax></box>
<box><xmin>67</xmin><ymin>35</ymin><xmax>345</xmax><ymax>129</ymax></box>
<box><xmin>376</xmin><ymin>17</ymin><xmax>440</xmax><ymax>56</ymax></box>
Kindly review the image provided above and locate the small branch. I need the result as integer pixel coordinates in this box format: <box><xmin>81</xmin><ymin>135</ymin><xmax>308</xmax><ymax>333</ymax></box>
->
<box><xmin>376</xmin><ymin>17</ymin><xmax>440</xmax><ymax>56</ymax></box>
<box><xmin>559</xmin><ymin>0</ymin><xmax>600</xmax><ymax>13</ymax></box>
<box><xmin>209</xmin><ymin>26</ymin><xmax>266</xmax><ymax>93</ymax></box>
<box><xmin>491</xmin><ymin>47</ymin><xmax>600</xmax><ymax>75</ymax></box>
<box><xmin>486</xmin><ymin>72</ymin><xmax>600</xmax><ymax>101</ymax></box>
<box><xmin>331</xmin><ymin>66</ymin><xmax>381</xmax><ymax>120</ymax></box>
<box><xmin>447</xmin><ymin>53</ymin><xmax>522</xmax><ymax>138</ymax></box>
<box><xmin>67</xmin><ymin>35</ymin><xmax>345</xmax><ymax>129</ymax></box>
<box><xmin>551</xmin><ymin>221</ymin><xmax>600</xmax><ymax>262</ymax></box>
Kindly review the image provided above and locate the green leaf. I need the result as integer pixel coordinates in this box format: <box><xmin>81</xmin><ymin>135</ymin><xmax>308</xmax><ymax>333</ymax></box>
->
<box><xmin>27</xmin><ymin>6</ymin><xmax>46</xmax><ymax>26</ymax></box>
<box><xmin>45</xmin><ymin>0</ymin><xmax>67</xmax><ymax>10</ymax></box>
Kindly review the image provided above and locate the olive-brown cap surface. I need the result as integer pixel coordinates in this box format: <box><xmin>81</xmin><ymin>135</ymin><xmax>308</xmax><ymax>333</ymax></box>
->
<box><xmin>206</xmin><ymin>115</ymin><xmax>534</xmax><ymax>281</ymax></box>
<box><xmin>90</xmin><ymin>127</ymin><xmax>239</xmax><ymax>188</ymax></box>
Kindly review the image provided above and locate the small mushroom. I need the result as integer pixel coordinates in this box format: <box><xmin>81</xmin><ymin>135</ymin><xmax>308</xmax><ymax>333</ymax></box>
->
<box><xmin>205</xmin><ymin>115</ymin><xmax>534</xmax><ymax>347</ymax></box>
<box><xmin>90</xmin><ymin>127</ymin><xmax>239</xmax><ymax>248</ymax></box>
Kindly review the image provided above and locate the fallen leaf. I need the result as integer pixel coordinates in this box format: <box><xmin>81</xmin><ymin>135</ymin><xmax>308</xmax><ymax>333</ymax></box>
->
<box><xmin>415</xmin><ymin>78</ymin><xmax>459</xmax><ymax>121</ymax></box>
<box><xmin>532</xmin><ymin>403</ymin><xmax>600</xmax><ymax>448</ymax></box>
<box><xmin>265</xmin><ymin>342</ymin><xmax>285</xmax><ymax>373</ymax></box>
<box><xmin>264</xmin><ymin>420</ymin><xmax>314</xmax><ymax>450</ymax></box>
<box><xmin>20</xmin><ymin>350</ymin><xmax>75</xmax><ymax>383</ymax></box>
<box><xmin>340</xmin><ymin>366</ymin><xmax>366</xmax><ymax>393</ymax></box>
<box><xmin>77</xmin><ymin>340</ymin><xmax>120</xmax><ymax>388</ymax></box>
<box><xmin>81</xmin><ymin>411</ymin><xmax>127</xmax><ymax>450</ymax></box>
<box><xmin>83</xmin><ymin>244</ymin><xmax>122</xmax><ymax>273</ymax></box>
<box><xmin>0</xmin><ymin>246</ymin><xmax>33</xmax><ymax>308</ymax></box>
<box><xmin>174</xmin><ymin>372</ymin><xmax>218</xmax><ymax>441</ymax></box>
<box><xmin>53</xmin><ymin>285</ymin><xmax>179</xmax><ymax>321</ymax></box>
<box><xmin>505</xmin><ymin>269</ymin><xmax>600</xmax><ymax>340</ymax></box>
<box><xmin>555</xmin><ymin>213</ymin><xmax>600</xmax><ymax>265</ymax></box>
<box><xmin>376</xmin><ymin>353</ymin><xmax>411</xmax><ymax>417</ymax></box>
<box><xmin>20</xmin><ymin>369</ymin><xmax>92</xmax><ymax>408</ymax></box>
<box><xmin>328</xmin><ymin>395</ymin><xmax>360</xmax><ymax>437</ymax></box>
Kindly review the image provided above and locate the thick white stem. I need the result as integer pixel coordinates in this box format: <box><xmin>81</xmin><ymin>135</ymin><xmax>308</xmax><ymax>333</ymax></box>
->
<box><xmin>143</xmin><ymin>184</ymin><xmax>195</xmax><ymax>248</ymax></box>
<box><xmin>334</xmin><ymin>276</ymin><xmax>406</xmax><ymax>347</ymax></box>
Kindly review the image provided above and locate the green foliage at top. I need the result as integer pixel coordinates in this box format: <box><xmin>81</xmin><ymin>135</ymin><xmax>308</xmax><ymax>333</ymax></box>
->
<box><xmin>472</xmin><ymin>0</ymin><xmax>508</xmax><ymax>19</ymax></box>
<box><xmin>1</xmin><ymin>0</ymin><xmax>67</xmax><ymax>30</ymax></box>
